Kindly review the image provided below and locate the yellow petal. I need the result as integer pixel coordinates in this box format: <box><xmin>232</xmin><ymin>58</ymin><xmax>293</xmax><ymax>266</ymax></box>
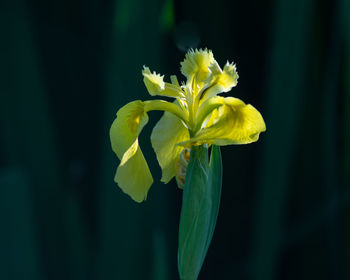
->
<box><xmin>151</xmin><ymin>108</ymin><xmax>190</xmax><ymax>183</ymax></box>
<box><xmin>180</xmin><ymin>48</ymin><xmax>215</xmax><ymax>85</ymax></box>
<box><xmin>201</xmin><ymin>61</ymin><xmax>239</xmax><ymax>102</ymax></box>
<box><xmin>144</xmin><ymin>99</ymin><xmax>188</xmax><ymax>123</ymax></box>
<box><xmin>142</xmin><ymin>66</ymin><xmax>165</xmax><ymax>93</ymax></box>
<box><xmin>115</xmin><ymin>140</ymin><xmax>153</xmax><ymax>203</ymax></box>
<box><xmin>220</xmin><ymin>62</ymin><xmax>239</xmax><ymax>89</ymax></box>
<box><xmin>180</xmin><ymin>97</ymin><xmax>266</xmax><ymax>147</ymax></box>
<box><xmin>194</xmin><ymin>96</ymin><xmax>225</xmax><ymax>132</ymax></box>
<box><xmin>142</xmin><ymin>66</ymin><xmax>184</xmax><ymax>98</ymax></box>
<box><xmin>203</xmin><ymin>108</ymin><xmax>219</xmax><ymax>129</ymax></box>
<box><xmin>110</xmin><ymin>100</ymin><xmax>153</xmax><ymax>202</ymax></box>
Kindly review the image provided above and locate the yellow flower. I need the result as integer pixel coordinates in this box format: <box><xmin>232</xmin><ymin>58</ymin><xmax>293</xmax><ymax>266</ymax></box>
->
<box><xmin>110</xmin><ymin>49</ymin><xmax>266</xmax><ymax>202</ymax></box>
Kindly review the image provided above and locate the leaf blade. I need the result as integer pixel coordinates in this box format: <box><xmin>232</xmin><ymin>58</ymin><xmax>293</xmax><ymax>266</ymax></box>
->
<box><xmin>178</xmin><ymin>145</ymin><xmax>222</xmax><ymax>280</ymax></box>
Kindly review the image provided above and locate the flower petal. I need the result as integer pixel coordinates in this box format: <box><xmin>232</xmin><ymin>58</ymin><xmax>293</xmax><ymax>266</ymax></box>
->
<box><xmin>151</xmin><ymin>108</ymin><xmax>190</xmax><ymax>183</ymax></box>
<box><xmin>110</xmin><ymin>100</ymin><xmax>153</xmax><ymax>202</ymax></box>
<box><xmin>203</xmin><ymin>108</ymin><xmax>219</xmax><ymax>129</ymax></box>
<box><xmin>142</xmin><ymin>66</ymin><xmax>184</xmax><ymax>98</ymax></box>
<box><xmin>180</xmin><ymin>48</ymin><xmax>215</xmax><ymax>85</ymax></box>
<box><xmin>115</xmin><ymin>140</ymin><xmax>153</xmax><ymax>202</ymax></box>
<box><xmin>201</xmin><ymin>61</ymin><xmax>239</xmax><ymax>102</ymax></box>
<box><xmin>218</xmin><ymin>62</ymin><xmax>239</xmax><ymax>90</ymax></box>
<box><xmin>180</xmin><ymin>97</ymin><xmax>266</xmax><ymax>147</ymax></box>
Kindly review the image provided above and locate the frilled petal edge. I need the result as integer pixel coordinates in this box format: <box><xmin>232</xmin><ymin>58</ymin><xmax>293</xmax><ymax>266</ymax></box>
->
<box><xmin>180</xmin><ymin>48</ymin><xmax>215</xmax><ymax>85</ymax></box>
<box><xmin>142</xmin><ymin>66</ymin><xmax>184</xmax><ymax>99</ymax></box>
<box><xmin>200</xmin><ymin>62</ymin><xmax>239</xmax><ymax>102</ymax></box>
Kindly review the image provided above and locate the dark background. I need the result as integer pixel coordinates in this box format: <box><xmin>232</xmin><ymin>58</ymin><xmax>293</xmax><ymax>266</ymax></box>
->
<box><xmin>1</xmin><ymin>0</ymin><xmax>350</xmax><ymax>279</ymax></box>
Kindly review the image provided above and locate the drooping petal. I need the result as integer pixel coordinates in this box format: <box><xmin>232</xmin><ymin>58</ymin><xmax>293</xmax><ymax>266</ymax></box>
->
<box><xmin>142</xmin><ymin>66</ymin><xmax>184</xmax><ymax>98</ymax></box>
<box><xmin>179</xmin><ymin>97</ymin><xmax>266</xmax><ymax>147</ymax></box>
<box><xmin>151</xmin><ymin>109</ymin><xmax>190</xmax><ymax>183</ymax></box>
<box><xmin>115</xmin><ymin>140</ymin><xmax>153</xmax><ymax>202</ymax></box>
<box><xmin>200</xmin><ymin>61</ymin><xmax>239</xmax><ymax>102</ymax></box>
<box><xmin>110</xmin><ymin>100</ymin><xmax>153</xmax><ymax>202</ymax></box>
<box><xmin>180</xmin><ymin>48</ymin><xmax>215</xmax><ymax>86</ymax></box>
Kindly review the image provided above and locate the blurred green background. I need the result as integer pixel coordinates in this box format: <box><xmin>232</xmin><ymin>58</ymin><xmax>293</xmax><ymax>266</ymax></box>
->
<box><xmin>1</xmin><ymin>0</ymin><xmax>349</xmax><ymax>279</ymax></box>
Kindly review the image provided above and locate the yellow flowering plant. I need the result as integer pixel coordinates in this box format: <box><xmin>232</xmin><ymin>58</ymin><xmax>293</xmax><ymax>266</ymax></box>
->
<box><xmin>110</xmin><ymin>49</ymin><xmax>266</xmax><ymax>279</ymax></box>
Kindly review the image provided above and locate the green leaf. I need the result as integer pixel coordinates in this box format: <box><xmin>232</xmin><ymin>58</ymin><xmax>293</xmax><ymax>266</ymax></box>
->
<box><xmin>178</xmin><ymin>145</ymin><xmax>222</xmax><ymax>280</ymax></box>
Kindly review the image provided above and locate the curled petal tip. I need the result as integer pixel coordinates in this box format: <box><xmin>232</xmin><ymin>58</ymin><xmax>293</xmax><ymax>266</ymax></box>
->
<box><xmin>142</xmin><ymin>67</ymin><xmax>165</xmax><ymax>95</ymax></box>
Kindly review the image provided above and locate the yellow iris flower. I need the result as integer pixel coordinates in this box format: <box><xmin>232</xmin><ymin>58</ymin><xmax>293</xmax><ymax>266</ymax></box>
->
<box><xmin>110</xmin><ymin>49</ymin><xmax>266</xmax><ymax>202</ymax></box>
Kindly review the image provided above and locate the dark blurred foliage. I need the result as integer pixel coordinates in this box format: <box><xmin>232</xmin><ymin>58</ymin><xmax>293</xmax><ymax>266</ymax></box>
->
<box><xmin>0</xmin><ymin>0</ymin><xmax>349</xmax><ymax>279</ymax></box>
